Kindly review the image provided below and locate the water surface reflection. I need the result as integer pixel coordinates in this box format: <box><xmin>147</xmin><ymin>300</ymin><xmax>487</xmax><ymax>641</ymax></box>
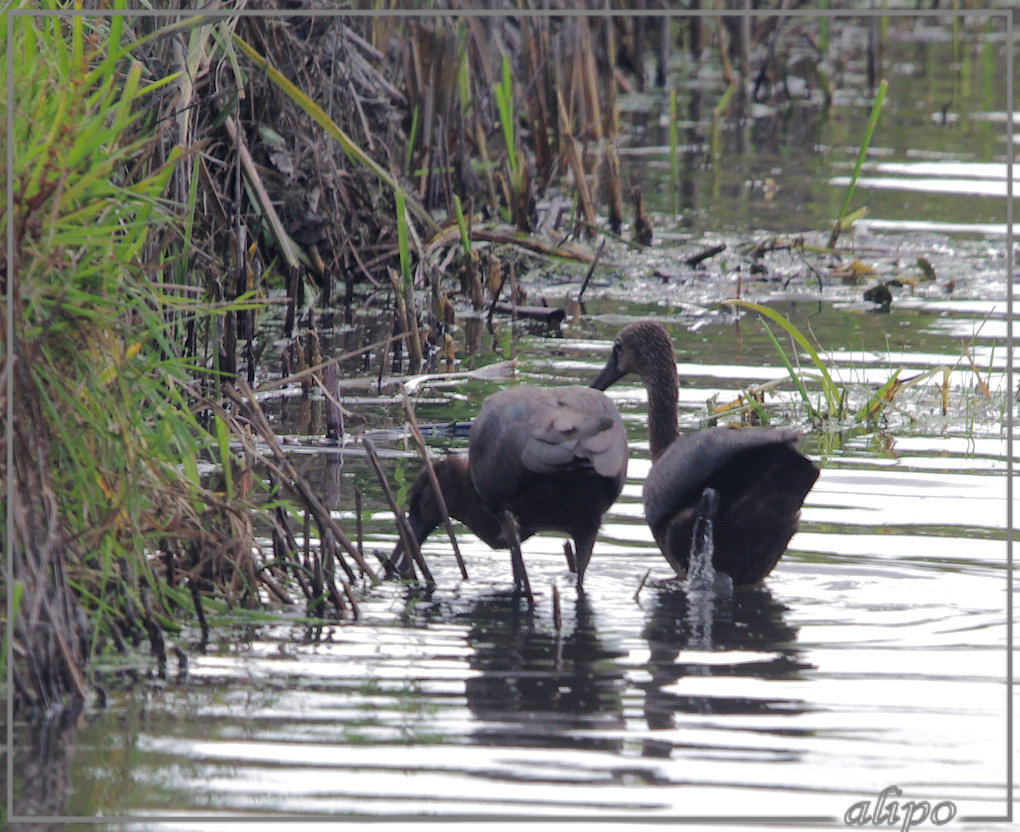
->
<box><xmin>463</xmin><ymin>593</ymin><xmax>627</xmax><ymax>753</ymax></box>
<box><xmin>10</xmin><ymin>9</ymin><xmax>1014</xmax><ymax>826</ymax></box>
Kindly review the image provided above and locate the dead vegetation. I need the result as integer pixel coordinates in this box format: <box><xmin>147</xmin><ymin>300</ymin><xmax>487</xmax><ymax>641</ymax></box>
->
<box><xmin>5</xmin><ymin>1</ymin><xmax>883</xmax><ymax>718</ymax></box>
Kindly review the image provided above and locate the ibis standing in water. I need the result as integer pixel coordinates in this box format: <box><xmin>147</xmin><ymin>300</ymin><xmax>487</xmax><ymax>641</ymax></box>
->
<box><xmin>590</xmin><ymin>320</ymin><xmax>819</xmax><ymax>585</ymax></box>
<box><xmin>390</xmin><ymin>385</ymin><xmax>628</xmax><ymax>600</ymax></box>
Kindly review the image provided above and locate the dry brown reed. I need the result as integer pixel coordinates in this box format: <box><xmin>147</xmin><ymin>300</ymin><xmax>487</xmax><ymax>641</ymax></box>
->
<box><xmin>9</xmin><ymin>2</ymin><xmax>765</xmax><ymax>717</ymax></box>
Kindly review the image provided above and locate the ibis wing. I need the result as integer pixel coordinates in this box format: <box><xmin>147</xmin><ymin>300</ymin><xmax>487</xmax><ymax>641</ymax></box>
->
<box><xmin>643</xmin><ymin>426</ymin><xmax>806</xmax><ymax>530</ymax></box>
<box><xmin>470</xmin><ymin>386</ymin><xmax>627</xmax><ymax>506</ymax></box>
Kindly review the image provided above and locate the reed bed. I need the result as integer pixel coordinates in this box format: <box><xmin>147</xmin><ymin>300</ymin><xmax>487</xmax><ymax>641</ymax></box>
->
<box><xmin>6</xmin><ymin>1</ymin><xmax>987</xmax><ymax>718</ymax></box>
<box><xmin>4</xmin><ymin>2</ymin><xmax>658</xmax><ymax>718</ymax></box>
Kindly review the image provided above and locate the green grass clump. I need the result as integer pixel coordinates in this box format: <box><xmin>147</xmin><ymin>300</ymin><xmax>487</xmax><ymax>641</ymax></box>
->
<box><xmin>724</xmin><ymin>300</ymin><xmax>843</xmax><ymax>420</ymax></box>
<box><xmin>4</xmin><ymin>6</ymin><xmax>289</xmax><ymax>712</ymax></box>
<box><xmin>722</xmin><ymin>300</ymin><xmax>964</xmax><ymax>429</ymax></box>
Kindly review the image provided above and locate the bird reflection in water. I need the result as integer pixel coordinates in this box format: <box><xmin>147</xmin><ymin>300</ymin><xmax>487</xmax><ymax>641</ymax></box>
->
<box><xmin>460</xmin><ymin>591</ymin><xmax>627</xmax><ymax>754</ymax></box>
<box><xmin>638</xmin><ymin>582</ymin><xmax>813</xmax><ymax>759</ymax></box>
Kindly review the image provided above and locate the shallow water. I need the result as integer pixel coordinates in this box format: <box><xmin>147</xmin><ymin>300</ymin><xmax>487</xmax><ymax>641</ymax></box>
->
<box><xmin>15</xmin><ymin>303</ymin><xmax>1011</xmax><ymax>826</ymax></box>
<box><xmin>10</xmin><ymin>10</ymin><xmax>1014</xmax><ymax>830</ymax></box>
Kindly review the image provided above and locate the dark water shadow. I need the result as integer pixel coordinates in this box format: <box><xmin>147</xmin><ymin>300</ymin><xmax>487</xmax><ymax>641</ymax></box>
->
<box><xmin>458</xmin><ymin>591</ymin><xmax>627</xmax><ymax>753</ymax></box>
<box><xmin>638</xmin><ymin>583</ymin><xmax>814</xmax><ymax>758</ymax></box>
<box><xmin>9</xmin><ymin>703</ymin><xmax>85</xmax><ymax>825</ymax></box>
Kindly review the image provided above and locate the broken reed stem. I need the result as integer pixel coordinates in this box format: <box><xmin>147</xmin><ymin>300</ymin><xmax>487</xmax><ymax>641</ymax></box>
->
<box><xmin>633</xmin><ymin>569</ymin><xmax>651</xmax><ymax>601</ymax></box>
<box><xmin>603</xmin><ymin>143</ymin><xmax>623</xmax><ymax>234</ymax></box>
<box><xmin>556</xmin><ymin>89</ymin><xmax>597</xmax><ymax>230</ymax></box>
<box><xmin>321</xmin><ymin>361</ymin><xmax>344</xmax><ymax>440</ymax></box>
<box><xmin>508</xmin><ymin>262</ymin><xmax>519</xmax><ymax>322</ymax></box>
<box><xmin>405</xmin><ymin>264</ymin><xmax>424</xmax><ymax>367</ymax></box>
<box><xmin>960</xmin><ymin>343</ymin><xmax>992</xmax><ymax>399</ymax></box>
<box><xmin>523</xmin><ymin>18</ymin><xmax>552</xmax><ymax>179</ymax></box>
<box><xmin>578</xmin><ymin>19</ymin><xmax>602</xmax><ymax>143</ymax></box>
<box><xmin>401</xmin><ymin>389</ymin><xmax>469</xmax><ymax>579</ymax></box>
<box><xmin>362</xmin><ymin>435</ymin><xmax>434</xmax><ymax>586</ymax></box>
<box><xmin>577</xmin><ymin>238</ymin><xmax>606</xmax><ymax>303</ymax></box>
<box><xmin>685</xmin><ymin>243</ymin><xmax>727</xmax><ymax>268</ymax></box>
<box><xmin>224</xmin><ymin>378</ymin><xmax>375</xmax><ymax>618</ymax></box>
<box><xmin>562</xmin><ymin>541</ymin><xmax>576</xmax><ymax>574</ymax></box>
<box><xmin>486</xmin><ymin>261</ymin><xmax>508</xmax><ymax>329</ymax></box>
<box><xmin>355</xmin><ymin>486</ymin><xmax>364</xmax><ymax>562</ymax></box>
<box><xmin>388</xmin><ymin>267</ymin><xmax>421</xmax><ymax>371</ymax></box>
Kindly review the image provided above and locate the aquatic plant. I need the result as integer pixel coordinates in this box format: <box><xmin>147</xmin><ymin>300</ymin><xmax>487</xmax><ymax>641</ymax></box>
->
<box><xmin>828</xmin><ymin>79</ymin><xmax>888</xmax><ymax>250</ymax></box>
<box><xmin>724</xmin><ymin>300</ymin><xmax>843</xmax><ymax>420</ymax></box>
<box><xmin>721</xmin><ymin>301</ymin><xmax>970</xmax><ymax>429</ymax></box>
<box><xmin>4</xmin><ymin>7</ymin><xmax>385</xmax><ymax>716</ymax></box>
<box><xmin>6</xmin><ymin>7</ymin><xmax>212</xmax><ymax>712</ymax></box>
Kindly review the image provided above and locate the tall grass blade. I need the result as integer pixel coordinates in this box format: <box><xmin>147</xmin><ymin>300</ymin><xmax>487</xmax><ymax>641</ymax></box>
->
<box><xmin>724</xmin><ymin>299</ymin><xmax>841</xmax><ymax>415</ymax></box>
<box><xmin>216</xmin><ymin>415</ymin><xmax>234</xmax><ymax>499</ymax></box>
<box><xmin>710</xmin><ymin>83</ymin><xmax>737</xmax><ymax>161</ymax></box>
<box><xmin>406</xmin><ymin>105</ymin><xmax>420</xmax><ymax>176</ymax></box>
<box><xmin>396</xmin><ymin>190</ymin><xmax>412</xmax><ymax>287</ymax></box>
<box><xmin>829</xmin><ymin>78</ymin><xmax>887</xmax><ymax>248</ymax></box>
<box><xmin>494</xmin><ymin>52</ymin><xmax>517</xmax><ymax>179</ymax></box>
<box><xmin>453</xmin><ymin>194</ymin><xmax>471</xmax><ymax>257</ymax></box>
<box><xmin>855</xmin><ymin>369</ymin><xmax>902</xmax><ymax>422</ymax></box>
<box><xmin>760</xmin><ymin>320</ymin><xmax>818</xmax><ymax>420</ymax></box>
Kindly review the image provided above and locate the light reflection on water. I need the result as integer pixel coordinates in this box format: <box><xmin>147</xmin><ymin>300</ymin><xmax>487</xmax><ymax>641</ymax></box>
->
<box><xmin>62</xmin><ymin>545</ymin><xmax>1006</xmax><ymax>821</ymax></box>
<box><xmin>836</xmin><ymin>160</ymin><xmax>1020</xmax><ymax>204</ymax></box>
<box><xmin>20</xmin><ymin>310</ymin><xmax>1009</xmax><ymax>826</ymax></box>
<box><xmin>834</xmin><ymin>176</ymin><xmax>1015</xmax><ymax>199</ymax></box>
<box><xmin>13</xmin><ymin>15</ymin><xmax>1015</xmax><ymax>831</ymax></box>
<box><xmin>14</xmin><ymin>258</ymin><xmax>1010</xmax><ymax>831</ymax></box>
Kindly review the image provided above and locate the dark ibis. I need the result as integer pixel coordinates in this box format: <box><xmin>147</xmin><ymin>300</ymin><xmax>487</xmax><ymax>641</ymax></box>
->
<box><xmin>390</xmin><ymin>385</ymin><xmax>628</xmax><ymax>598</ymax></box>
<box><xmin>590</xmin><ymin>320</ymin><xmax>818</xmax><ymax>585</ymax></box>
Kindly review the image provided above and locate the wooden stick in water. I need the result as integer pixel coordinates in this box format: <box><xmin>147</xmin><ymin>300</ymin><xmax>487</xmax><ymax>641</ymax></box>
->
<box><xmin>362</xmin><ymin>435</ymin><xmax>434</xmax><ymax>586</ymax></box>
<box><xmin>401</xmin><ymin>390</ymin><xmax>469</xmax><ymax>580</ymax></box>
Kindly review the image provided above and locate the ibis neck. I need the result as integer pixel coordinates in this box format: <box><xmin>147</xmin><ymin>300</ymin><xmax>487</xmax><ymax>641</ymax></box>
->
<box><xmin>643</xmin><ymin>358</ymin><xmax>680</xmax><ymax>462</ymax></box>
<box><xmin>440</xmin><ymin>461</ymin><xmax>506</xmax><ymax>549</ymax></box>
